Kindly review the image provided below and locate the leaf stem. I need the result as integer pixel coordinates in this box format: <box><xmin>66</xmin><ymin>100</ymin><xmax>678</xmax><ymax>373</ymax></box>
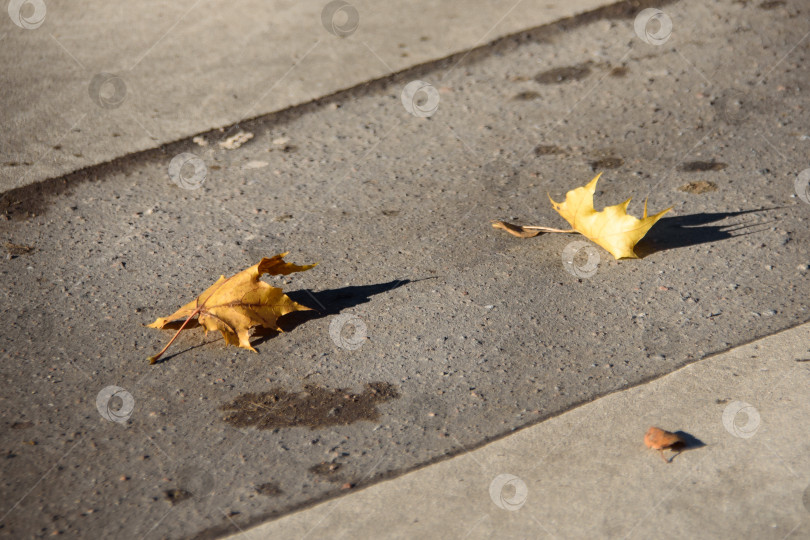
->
<box><xmin>147</xmin><ymin>307</ymin><xmax>202</xmax><ymax>364</ymax></box>
<box><xmin>518</xmin><ymin>226</ymin><xmax>576</xmax><ymax>233</ymax></box>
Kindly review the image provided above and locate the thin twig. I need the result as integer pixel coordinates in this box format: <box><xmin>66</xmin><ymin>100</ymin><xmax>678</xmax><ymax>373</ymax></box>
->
<box><xmin>147</xmin><ymin>307</ymin><xmax>202</xmax><ymax>364</ymax></box>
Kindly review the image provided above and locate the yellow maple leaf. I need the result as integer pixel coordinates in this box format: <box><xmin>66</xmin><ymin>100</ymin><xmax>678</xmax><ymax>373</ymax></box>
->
<box><xmin>147</xmin><ymin>253</ymin><xmax>316</xmax><ymax>363</ymax></box>
<box><xmin>550</xmin><ymin>173</ymin><xmax>671</xmax><ymax>258</ymax></box>
<box><xmin>493</xmin><ymin>173</ymin><xmax>671</xmax><ymax>259</ymax></box>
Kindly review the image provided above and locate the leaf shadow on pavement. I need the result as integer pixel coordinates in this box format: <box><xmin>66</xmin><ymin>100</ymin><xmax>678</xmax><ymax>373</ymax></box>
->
<box><xmin>635</xmin><ymin>209</ymin><xmax>778</xmax><ymax>257</ymax></box>
<box><xmin>667</xmin><ymin>430</ymin><xmax>707</xmax><ymax>463</ymax></box>
<box><xmin>252</xmin><ymin>278</ymin><xmax>417</xmax><ymax>345</ymax></box>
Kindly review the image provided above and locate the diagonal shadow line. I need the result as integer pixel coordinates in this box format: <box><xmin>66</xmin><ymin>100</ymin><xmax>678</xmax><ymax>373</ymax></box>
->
<box><xmin>289</xmin><ymin>279</ymin><xmax>416</xmax><ymax>315</ymax></box>
<box><xmin>147</xmin><ymin>335</ymin><xmax>222</xmax><ymax>365</ymax></box>
<box><xmin>664</xmin><ymin>430</ymin><xmax>708</xmax><ymax>464</ymax></box>
<box><xmin>250</xmin><ymin>279</ymin><xmax>424</xmax><ymax>346</ymax></box>
<box><xmin>634</xmin><ymin>208</ymin><xmax>779</xmax><ymax>258</ymax></box>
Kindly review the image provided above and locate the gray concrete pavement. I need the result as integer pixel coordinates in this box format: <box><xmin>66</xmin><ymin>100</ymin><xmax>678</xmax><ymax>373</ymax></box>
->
<box><xmin>226</xmin><ymin>322</ymin><xmax>810</xmax><ymax>539</ymax></box>
<box><xmin>0</xmin><ymin>0</ymin><xmax>615</xmax><ymax>192</ymax></box>
<box><xmin>1</xmin><ymin>0</ymin><xmax>809</xmax><ymax>538</ymax></box>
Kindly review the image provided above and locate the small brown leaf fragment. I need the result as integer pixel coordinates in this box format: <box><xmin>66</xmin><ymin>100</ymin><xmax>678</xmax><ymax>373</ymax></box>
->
<box><xmin>644</xmin><ymin>426</ymin><xmax>684</xmax><ymax>463</ymax></box>
<box><xmin>4</xmin><ymin>242</ymin><xmax>34</xmax><ymax>256</ymax></box>
<box><xmin>491</xmin><ymin>221</ymin><xmax>543</xmax><ymax>238</ymax></box>
<box><xmin>679</xmin><ymin>181</ymin><xmax>717</xmax><ymax>194</ymax></box>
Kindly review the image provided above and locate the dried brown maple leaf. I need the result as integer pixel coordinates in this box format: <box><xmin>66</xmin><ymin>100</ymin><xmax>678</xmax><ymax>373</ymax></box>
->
<box><xmin>147</xmin><ymin>253</ymin><xmax>316</xmax><ymax>363</ymax></box>
<box><xmin>644</xmin><ymin>426</ymin><xmax>684</xmax><ymax>463</ymax></box>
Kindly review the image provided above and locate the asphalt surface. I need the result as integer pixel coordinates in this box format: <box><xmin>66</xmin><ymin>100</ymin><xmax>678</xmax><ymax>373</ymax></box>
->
<box><xmin>1</xmin><ymin>0</ymin><xmax>809</xmax><ymax>538</ymax></box>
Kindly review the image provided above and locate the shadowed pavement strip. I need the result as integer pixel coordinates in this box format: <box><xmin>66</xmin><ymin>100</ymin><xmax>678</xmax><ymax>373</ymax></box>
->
<box><xmin>1</xmin><ymin>0</ymin><xmax>620</xmax><ymax>192</ymax></box>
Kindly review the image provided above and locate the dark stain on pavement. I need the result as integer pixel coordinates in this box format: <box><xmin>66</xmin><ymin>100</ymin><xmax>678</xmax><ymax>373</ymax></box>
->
<box><xmin>534</xmin><ymin>144</ymin><xmax>565</xmax><ymax>156</ymax></box>
<box><xmin>679</xmin><ymin>161</ymin><xmax>728</xmax><ymax>172</ymax></box>
<box><xmin>590</xmin><ymin>157</ymin><xmax>624</xmax><ymax>170</ymax></box>
<box><xmin>758</xmin><ymin>1</ymin><xmax>785</xmax><ymax>9</ymax></box>
<box><xmin>609</xmin><ymin>66</ymin><xmax>629</xmax><ymax>77</ymax></box>
<box><xmin>255</xmin><ymin>482</ymin><xmax>283</xmax><ymax>496</ymax></box>
<box><xmin>220</xmin><ymin>382</ymin><xmax>400</xmax><ymax>430</ymax></box>
<box><xmin>511</xmin><ymin>91</ymin><xmax>541</xmax><ymax>101</ymax></box>
<box><xmin>164</xmin><ymin>489</ymin><xmax>193</xmax><ymax>505</ymax></box>
<box><xmin>309</xmin><ymin>462</ymin><xmax>344</xmax><ymax>483</ymax></box>
<box><xmin>534</xmin><ymin>63</ymin><xmax>591</xmax><ymax>84</ymax></box>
